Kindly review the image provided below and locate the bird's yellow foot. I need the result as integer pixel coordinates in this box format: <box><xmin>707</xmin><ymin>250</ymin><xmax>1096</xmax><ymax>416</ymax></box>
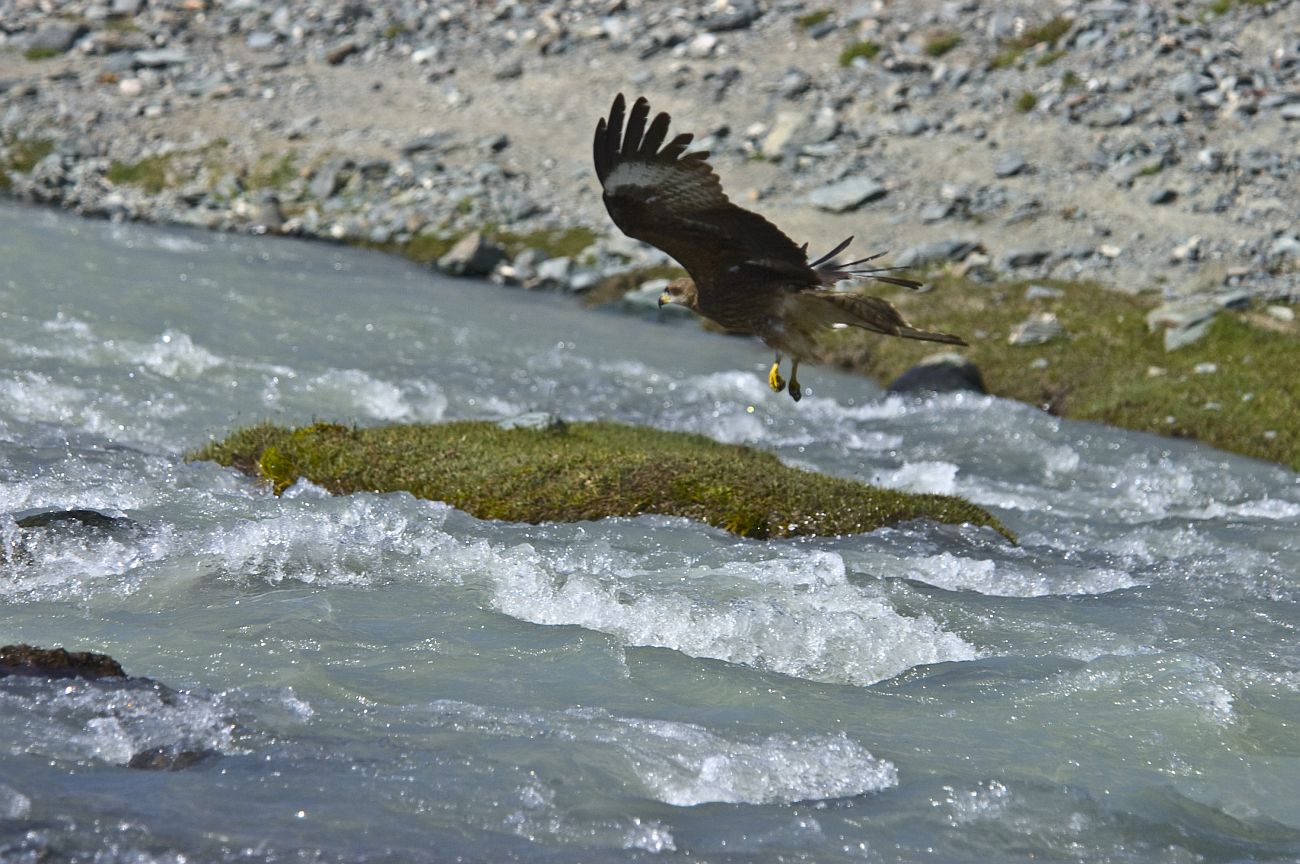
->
<box><xmin>768</xmin><ymin>360</ymin><xmax>786</xmax><ymax>393</ymax></box>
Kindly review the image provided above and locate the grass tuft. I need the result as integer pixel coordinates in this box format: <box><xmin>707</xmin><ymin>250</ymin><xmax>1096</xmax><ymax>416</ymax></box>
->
<box><xmin>991</xmin><ymin>16</ymin><xmax>1073</xmax><ymax>69</ymax></box>
<box><xmin>190</xmin><ymin>421</ymin><xmax>1014</xmax><ymax>541</ymax></box>
<box><xmin>839</xmin><ymin>40</ymin><xmax>881</xmax><ymax>66</ymax></box>
<box><xmin>107</xmin><ymin>154</ymin><xmax>173</xmax><ymax>193</ymax></box>
<box><xmin>796</xmin><ymin>9</ymin><xmax>831</xmax><ymax>30</ymax></box>
<box><xmin>23</xmin><ymin>46</ymin><xmax>63</xmax><ymax>61</ymax></box>
<box><xmin>924</xmin><ymin>31</ymin><xmax>961</xmax><ymax>57</ymax></box>
<box><xmin>1014</xmin><ymin>91</ymin><xmax>1038</xmax><ymax>112</ymax></box>
<box><xmin>6</xmin><ymin>138</ymin><xmax>54</xmax><ymax>173</ymax></box>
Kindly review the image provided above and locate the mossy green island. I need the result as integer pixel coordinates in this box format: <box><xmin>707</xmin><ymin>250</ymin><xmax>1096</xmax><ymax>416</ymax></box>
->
<box><xmin>190</xmin><ymin>421</ymin><xmax>1013</xmax><ymax>541</ymax></box>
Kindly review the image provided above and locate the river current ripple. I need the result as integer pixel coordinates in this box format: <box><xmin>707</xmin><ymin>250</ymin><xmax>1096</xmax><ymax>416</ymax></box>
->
<box><xmin>1</xmin><ymin>204</ymin><xmax>1297</xmax><ymax>862</ymax></box>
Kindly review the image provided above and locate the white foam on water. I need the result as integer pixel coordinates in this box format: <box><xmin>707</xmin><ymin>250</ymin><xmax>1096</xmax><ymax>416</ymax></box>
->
<box><xmin>0</xmin><ymin>679</ymin><xmax>239</xmax><ymax>767</ymax></box>
<box><xmin>303</xmin><ymin>369</ymin><xmax>447</xmax><ymax>422</ymax></box>
<box><xmin>901</xmin><ymin>552</ymin><xmax>1137</xmax><ymax>597</ymax></box>
<box><xmin>873</xmin><ymin>460</ymin><xmax>961</xmax><ymax>496</ymax></box>
<box><xmin>132</xmin><ymin>329</ymin><xmax>224</xmax><ymax>379</ymax></box>
<box><xmin>484</xmin><ymin>544</ymin><xmax>977</xmax><ymax>686</ymax></box>
<box><xmin>429</xmin><ymin>700</ymin><xmax>898</xmax><ymax>806</ymax></box>
<box><xmin>0</xmin><ymin>783</ymin><xmax>31</xmax><ymax>819</ymax></box>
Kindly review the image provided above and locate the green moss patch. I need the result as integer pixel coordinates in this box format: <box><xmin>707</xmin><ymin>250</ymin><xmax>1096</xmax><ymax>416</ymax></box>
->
<box><xmin>6</xmin><ymin>137</ymin><xmax>54</xmax><ymax>174</ymax></box>
<box><xmin>924</xmin><ymin>32</ymin><xmax>962</xmax><ymax>57</ymax></box>
<box><xmin>820</xmin><ymin>275</ymin><xmax>1300</xmax><ymax>471</ymax></box>
<box><xmin>839</xmin><ymin>40</ymin><xmax>881</xmax><ymax>66</ymax></box>
<box><xmin>190</xmin><ymin>421</ymin><xmax>1013</xmax><ymax>541</ymax></box>
<box><xmin>991</xmin><ymin>16</ymin><xmax>1073</xmax><ymax>69</ymax></box>
<box><xmin>796</xmin><ymin>9</ymin><xmax>831</xmax><ymax>30</ymax></box>
<box><xmin>107</xmin><ymin>153</ymin><xmax>175</xmax><ymax>193</ymax></box>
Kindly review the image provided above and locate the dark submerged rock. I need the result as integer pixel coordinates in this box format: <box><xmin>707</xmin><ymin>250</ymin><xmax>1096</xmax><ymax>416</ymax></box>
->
<box><xmin>888</xmin><ymin>354</ymin><xmax>988</xmax><ymax>396</ymax></box>
<box><xmin>0</xmin><ymin>644</ymin><xmax>126</xmax><ymax>680</ymax></box>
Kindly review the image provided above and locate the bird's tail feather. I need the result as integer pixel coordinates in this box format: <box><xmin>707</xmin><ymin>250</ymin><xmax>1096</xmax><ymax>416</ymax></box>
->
<box><xmin>807</xmin><ymin>291</ymin><xmax>967</xmax><ymax>346</ymax></box>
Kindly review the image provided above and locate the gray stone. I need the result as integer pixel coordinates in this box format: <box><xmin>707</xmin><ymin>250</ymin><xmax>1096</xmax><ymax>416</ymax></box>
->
<box><xmin>1008</xmin><ymin>312</ymin><xmax>1063</xmax><ymax>346</ymax></box>
<box><xmin>806</xmin><ymin>177</ymin><xmax>886</xmax><ymax>213</ymax></box>
<box><xmin>1147</xmin><ymin>187</ymin><xmax>1177</xmax><ymax>205</ymax></box>
<box><xmin>1111</xmin><ymin>153</ymin><xmax>1166</xmax><ymax>186</ymax></box>
<box><xmin>399</xmin><ymin>133</ymin><xmax>453</xmax><ymax>156</ymax></box>
<box><xmin>1001</xmin><ymin>248</ymin><xmax>1051</xmax><ymax>269</ymax></box>
<box><xmin>993</xmin><ymin>153</ymin><xmax>1027</xmax><ymax>177</ymax></box>
<box><xmin>1270</xmin><ymin>236</ymin><xmax>1300</xmax><ymax>258</ymax></box>
<box><xmin>246</xmin><ymin>31</ymin><xmax>278</xmax><ymax>50</ymax></box>
<box><xmin>1147</xmin><ymin>299</ymin><xmax>1218</xmax><ymax>351</ymax></box>
<box><xmin>760</xmin><ymin>108</ymin><xmax>837</xmax><ymax>159</ymax></box>
<box><xmin>27</xmin><ymin>22</ymin><xmax>87</xmax><ymax>55</ymax></box>
<box><xmin>1084</xmin><ymin>102</ymin><xmax>1134</xmax><ymax>127</ymax></box>
<box><xmin>899</xmin><ymin>115</ymin><xmax>929</xmax><ymax>136</ymax></box>
<box><xmin>919</xmin><ymin>201</ymin><xmax>954</xmax><ymax>223</ymax></box>
<box><xmin>438</xmin><ymin>233</ymin><xmax>506</xmax><ymax>277</ymax></box>
<box><xmin>325</xmin><ymin>40</ymin><xmax>359</xmax><ymax>65</ymax></box>
<box><xmin>893</xmin><ymin>239</ymin><xmax>983</xmax><ymax>268</ymax></box>
<box><xmin>533</xmin><ymin>256</ymin><xmax>573</xmax><ymax>288</ymax></box>
<box><xmin>496</xmin><ymin>412</ymin><xmax>567</xmax><ymax>432</ymax></box>
<box><xmin>309</xmin><ymin>159</ymin><xmax>349</xmax><ymax>200</ymax></box>
<box><xmin>702</xmin><ymin>1</ymin><xmax>762</xmax><ymax>32</ymax></box>
<box><xmin>1281</xmin><ymin>104</ymin><xmax>1300</xmax><ymax>122</ymax></box>
<box><xmin>1025</xmin><ymin>284</ymin><xmax>1064</xmax><ymax>300</ymax></box>
<box><xmin>494</xmin><ymin>60</ymin><xmax>523</xmax><ymax>81</ymax></box>
<box><xmin>111</xmin><ymin>0</ymin><xmax>143</xmax><ymax>13</ymax></box>
<box><xmin>133</xmin><ymin>49</ymin><xmax>191</xmax><ymax>67</ymax></box>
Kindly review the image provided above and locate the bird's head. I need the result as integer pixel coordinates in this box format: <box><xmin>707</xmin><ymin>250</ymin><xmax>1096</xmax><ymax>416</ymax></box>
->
<box><xmin>658</xmin><ymin>277</ymin><xmax>699</xmax><ymax>312</ymax></box>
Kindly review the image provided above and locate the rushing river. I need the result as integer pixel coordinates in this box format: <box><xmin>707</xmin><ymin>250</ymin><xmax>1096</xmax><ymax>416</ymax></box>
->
<box><xmin>0</xmin><ymin>202</ymin><xmax>1297</xmax><ymax>863</ymax></box>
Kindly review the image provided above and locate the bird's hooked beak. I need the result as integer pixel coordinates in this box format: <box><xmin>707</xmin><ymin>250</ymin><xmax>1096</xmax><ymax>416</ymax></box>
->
<box><xmin>658</xmin><ymin>291</ymin><xmax>670</xmax><ymax>309</ymax></box>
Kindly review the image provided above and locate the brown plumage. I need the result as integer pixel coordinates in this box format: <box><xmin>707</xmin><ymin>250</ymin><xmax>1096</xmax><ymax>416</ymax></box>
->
<box><xmin>593</xmin><ymin>94</ymin><xmax>966</xmax><ymax>401</ymax></box>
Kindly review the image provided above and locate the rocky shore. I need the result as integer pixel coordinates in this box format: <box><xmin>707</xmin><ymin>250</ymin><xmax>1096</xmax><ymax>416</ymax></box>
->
<box><xmin>2</xmin><ymin>0</ymin><xmax>1297</xmax><ymax>316</ymax></box>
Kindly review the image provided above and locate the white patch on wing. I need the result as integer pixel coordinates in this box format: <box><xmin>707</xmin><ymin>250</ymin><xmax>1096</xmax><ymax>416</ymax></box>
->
<box><xmin>605</xmin><ymin>162</ymin><xmax>682</xmax><ymax>192</ymax></box>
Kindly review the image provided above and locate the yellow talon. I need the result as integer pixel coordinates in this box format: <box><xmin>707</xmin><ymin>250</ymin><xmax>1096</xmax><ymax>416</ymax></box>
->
<box><xmin>768</xmin><ymin>360</ymin><xmax>786</xmax><ymax>393</ymax></box>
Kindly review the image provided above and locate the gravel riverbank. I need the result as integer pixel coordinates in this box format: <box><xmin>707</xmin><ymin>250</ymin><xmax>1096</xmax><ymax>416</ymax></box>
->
<box><xmin>2</xmin><ymin>0</ymin><xmax>1297</xmax><ymax>303</ymax></box>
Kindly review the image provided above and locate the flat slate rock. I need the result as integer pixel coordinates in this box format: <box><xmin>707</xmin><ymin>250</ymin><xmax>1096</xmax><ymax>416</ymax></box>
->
<box><xmin>807</xmin><ymin>177</ymin><xmax>887</xmax><ymax>213</ymax></box>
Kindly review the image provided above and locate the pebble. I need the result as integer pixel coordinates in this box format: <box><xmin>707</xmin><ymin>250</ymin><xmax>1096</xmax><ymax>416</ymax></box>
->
<box><xmin>806</xmin><ymin>177</ymin><xmax>887</xmax><ymax>213</ymax></box>
<box><xmin>993</xmin><ymin>153</ymin><xmax>1027</xmax><ymax>178</ymax></box>
<box><xmin>1008</xmin><ymin>312</ymin><xmax>1063</xmax><ymax>346</ymax></box>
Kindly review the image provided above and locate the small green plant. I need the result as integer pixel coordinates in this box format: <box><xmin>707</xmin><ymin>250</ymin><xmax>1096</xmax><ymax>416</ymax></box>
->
<box><xmin>1014</xmin><ymin>90</ymin><xmax>1038</xmax><ymax>112</ymax></box>
<box><xmin>23</xmin><ymin>46</ymin><xmax>63</xmax><ymax>61</ymax></box>
<box><xmin>6</xmin><ymin>138</ymin><xmax>54</xmax><ymax>173</ymax></box>
<box><xmin>839</xmin><ymin>40</ymin><xmax>881</xmax><ymax>66</ymax></box>
<box><xmin>991</xmin><ymin>16</ymin><xmax>1073</xmax><ymax>69</ymax></box>
<box><xmin>1060</xmin><ymin>69</ymin><xmax>1081</xmax><ymax>91</ymax></box>
<box><xmin>795</xmin><ymin>9</ymin><xmax>831</xmax><ymax>30</ymax></box>
<box><xmin>1035</xmin><ymin>48</ymin><xmax>1066</xmax><ymax>66</ymax></box>
<box><xmin>924</xmin><ymin>31</ymin><xmax>961</xmax><ymax>57</ymax></box>
<box><xmin>107</xmin><ymin>154</ymin><xmax>173</xmax><ymax>193</ymax></box>
<box><xmin>246</xmin><ymin>151</ymin><xmax>297</xmax><ymax>190</ymax></box>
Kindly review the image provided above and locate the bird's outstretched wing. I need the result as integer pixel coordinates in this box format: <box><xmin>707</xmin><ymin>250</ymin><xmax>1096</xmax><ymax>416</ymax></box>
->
<box><xmin>594</xmin><ymin>94</ymin><xmax>817</xmax><ymax>294</ymax></box>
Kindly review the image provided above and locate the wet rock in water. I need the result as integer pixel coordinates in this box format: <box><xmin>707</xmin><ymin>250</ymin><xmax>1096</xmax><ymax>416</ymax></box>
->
<box><xmin>13</xmin><ymin>508</ymin><xmax>137</xmax><ymax>533</ymax></box>
<box><xmin>1008</xmin><ymin>312</ymin><xmax>1064</xmax><ymax>345</ymax></box>
<box><xmin>496</xmin><ymin>411</ymin><xmax>567</xmax><ymax>432</ymax></box>
<box><xmin>128</xmin><ymin>746</ymin><xmax>216</xmax><ymax>772</ymax></box>
<box><xmin>0</xmin><ymin>645</ymin><xmax>126</xmax><ymax>681</ymax></box>
<box><xmin>438</xmin><ymin>233</ymin><xmax>506</xmax><ymax>276</ymax></box>
<box><xmin>888</xmin><ymin>353</ymin><xmax>987</xmax><ymax>396</ymax></box>
<box><xmin>807</xmin><ymin>177</ymin><xmax>886</xmax><ymax>213</ymax></box>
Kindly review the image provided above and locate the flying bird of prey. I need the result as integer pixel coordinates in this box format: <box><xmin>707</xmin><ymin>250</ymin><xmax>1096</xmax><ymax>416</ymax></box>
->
<box><xmin>593</xmin><ymin>94</ymin><xmax>966</xmax><ymax>401</ymax></box>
